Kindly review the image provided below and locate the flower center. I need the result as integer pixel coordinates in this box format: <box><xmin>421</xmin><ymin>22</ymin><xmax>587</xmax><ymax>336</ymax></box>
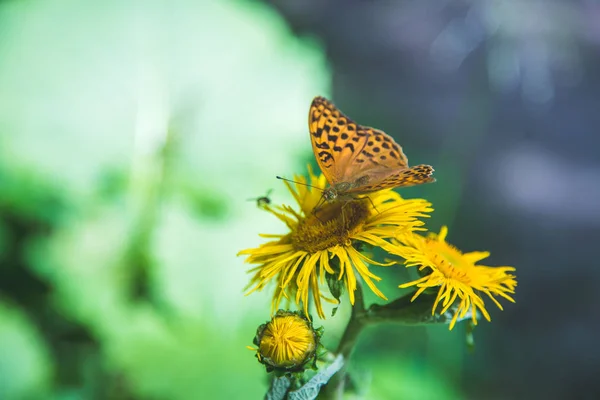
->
<box><xmin>427</xmin><ymin>239</ymin><xmax>472</xmax><ymax>283</ymax></box>
<box><xmin>292</xmin><ymin>199</ymin><xmax>371</xmax><ymax>253</ymax></box>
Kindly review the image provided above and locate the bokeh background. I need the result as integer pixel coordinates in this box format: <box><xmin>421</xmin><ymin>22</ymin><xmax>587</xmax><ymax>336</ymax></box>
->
<box><xmin>0</xmin><ymin>0</ymin><xmax>598</xmax><ymax>399</ymax></box>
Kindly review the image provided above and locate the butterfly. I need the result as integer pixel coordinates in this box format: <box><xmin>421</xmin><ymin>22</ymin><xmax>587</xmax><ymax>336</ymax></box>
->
<box><xmin>247</xmin><ymin>189</ymin><xmax>273</xmax><ymax>209</ymax></box>
<box><xmin>309</xmin><ymin>96</ymin><xmax>435</xmax><ymax>203</ymax></box>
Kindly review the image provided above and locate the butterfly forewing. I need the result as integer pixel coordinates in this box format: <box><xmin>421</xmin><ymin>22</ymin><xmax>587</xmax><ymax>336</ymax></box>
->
<box><xmin>309</xmin><ymin>96</ymin><xmax>370</xmax><ymax>184</ymax></box>
<box><xmin>308</xmin><ymin>96</ymin><xmax>434</xmax><ymax>196</ymax></box>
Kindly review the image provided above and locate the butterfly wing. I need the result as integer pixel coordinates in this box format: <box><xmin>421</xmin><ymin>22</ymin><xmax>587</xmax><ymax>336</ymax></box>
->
<box><xmin>346</xmin><ymin>164</ymin><xmax>436</xmax><ymax>194</ymax></box>
<box><xmin>309</xmin><ymin>96</ymin><xmax>371</xmax><ymax>185</ymax></box>
<box><xmin>309</xmin><ymin>96</ymin><xmax>435</xmax><ymax>193</ymax></box>
<box><xmin>346</xmin><ymin>126</ymin><xmax>409</xmax><ymax>175</ymax></box>
<box><xmin>345</xmin><ymin>127</ymin><xmax>435</xmax><ymax>191</ymax></box>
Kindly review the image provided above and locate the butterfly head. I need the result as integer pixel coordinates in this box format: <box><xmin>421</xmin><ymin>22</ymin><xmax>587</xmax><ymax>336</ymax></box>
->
<box><xmin>311</xmin><ymin>187</ymin><xmax>336</xmax><ymax>216</ymax></box>
<box><xmin>322</xmin><ymin>187</ymin><xmax>338</xmax><ymax>202</ymax></box>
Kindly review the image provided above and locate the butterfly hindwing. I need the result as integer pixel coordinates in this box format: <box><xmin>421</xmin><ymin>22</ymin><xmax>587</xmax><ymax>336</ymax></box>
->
<box><xmin>347</xmin><ymin>164</ymin><xmax>436</xmax><ymax>194</ymax></box>
<box><xmin>337</xmin><ymin>127</ymin><xmax>410</xmax><ymax>182</ymax></box>
<box><xmin>360</xmin><ymin>128</ymin><xmax>408</xmax><ymax>169</ymax></box>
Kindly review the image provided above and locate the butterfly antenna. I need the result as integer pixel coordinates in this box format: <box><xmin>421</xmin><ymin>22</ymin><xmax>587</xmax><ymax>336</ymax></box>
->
<box><xmin>276</xmin><ymin>176</ymin><xmax>323</xmax><ymax>191</ymax></box>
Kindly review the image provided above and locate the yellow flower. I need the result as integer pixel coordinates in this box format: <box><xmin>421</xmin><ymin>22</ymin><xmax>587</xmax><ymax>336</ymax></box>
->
<box><xmin>238</xmin><ymin>166</ymin><xmax>433</xmax><ymax>319</ymax></box>
<box><xmin>251</xmin><ymin>310</ymin><xmax>319</xmax><ymax>372</ymax></box>
<box><xmin>393</xmin><ymin>226</ymin><xmax>517</xmax><ymax>330</ymax></box>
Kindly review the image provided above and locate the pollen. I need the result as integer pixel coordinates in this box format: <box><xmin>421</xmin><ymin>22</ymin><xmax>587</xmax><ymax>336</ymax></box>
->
<box><xmin>291</xmin><ymin>199</ymin><xmax>370</xmax><ymax>253</ymax></box>
<box><xmin>428</xmin><ymin>240</ymin><xmax>472</xmax><ymax>283</ymax></box>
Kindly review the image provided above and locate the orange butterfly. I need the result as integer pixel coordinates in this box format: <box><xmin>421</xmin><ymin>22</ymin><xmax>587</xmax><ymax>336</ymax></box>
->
<box><xmin>309</xmin><ymin>96</ymin><xmax>435</xmax><ymax>203</ymax></box>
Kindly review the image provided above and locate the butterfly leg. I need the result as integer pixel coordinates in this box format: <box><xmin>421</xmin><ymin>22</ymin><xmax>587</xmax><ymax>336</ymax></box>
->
<box><xmin>311</xmin><ymin>194</ymin><xmax>327</xmax><ymax>223</ymax></box>
<box><xmin>340</xmin><ymin>200</ymin><xmax>352</xmax><ymax>231</ymax></box>
<box><xmin>311</xmin><ymin>204</ymin><xmax>324</xmax><ymax>223</ymax></box>
<box><xmin>364</xmin><ymin>195</ymin><xmax>379</xmax><ymax>214</ymax></box>
<box><xmin>312</xmin><ymin>209</ymin><xmax>325</xmax><ymax>224</ymax></box>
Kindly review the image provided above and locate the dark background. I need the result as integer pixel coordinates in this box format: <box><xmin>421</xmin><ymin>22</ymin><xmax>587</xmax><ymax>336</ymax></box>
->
<box><xmin>264</xmin><ymin>1</ymin><xmax>600</xmax><ymax>399</ymax></box>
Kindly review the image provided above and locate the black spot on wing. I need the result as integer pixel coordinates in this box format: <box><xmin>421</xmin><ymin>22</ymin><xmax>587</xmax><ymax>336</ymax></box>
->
<box><xmin>311</xmin><ymin>112</ymin><xmax>319</xmax><ymax>122</ymax></box>
<box><xmin>362</xmin><ymin>150</ymin><xmax>374</xmax><ymax>158</ymax></box>
<box><xmin>318</xmin><ymin>151</ymin><xmax>333</xmax><ymax>164</ymax></box>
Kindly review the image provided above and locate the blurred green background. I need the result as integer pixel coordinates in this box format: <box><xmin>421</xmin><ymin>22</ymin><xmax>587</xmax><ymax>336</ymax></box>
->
<box><xmin>1</xmin><ymin>0</ymin><xmax>598</xmax><ymax>399</ymax></box>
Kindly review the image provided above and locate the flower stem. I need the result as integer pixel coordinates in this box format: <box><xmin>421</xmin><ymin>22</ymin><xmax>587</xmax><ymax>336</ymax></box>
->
<box><xmin>336</xmin><ymin>281</ymin><xmax>367</xmax><ymax>359</ymax></box>
<box><xmin>320</xmin><ymin>290</ymin><xmax>449</xmax><ymax>399</ymax></box>
<box><xmin>321</xmin><ymin>281</ymin><xmax>368</xmax><ymax>399</ymax></box>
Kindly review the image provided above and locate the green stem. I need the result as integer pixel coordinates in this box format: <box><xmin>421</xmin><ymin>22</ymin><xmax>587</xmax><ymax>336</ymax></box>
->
<box><xmin>319</xmin><ymin>291</ymin><xmax>450</xmax><ymax>399</ymax></box>
<box><xmin>321</xmin><ymin>282</ymin><xmax>368</xmax><ymax>399</ymax></box>
<box><xmin>366</xmin><ymin>292</ymin><xmax>442</xmax><ymax>325</ymax></box>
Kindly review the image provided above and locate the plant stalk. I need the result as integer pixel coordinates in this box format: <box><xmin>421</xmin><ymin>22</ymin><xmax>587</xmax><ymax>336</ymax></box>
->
<box><xmin>320</xmin><ymin>282</ymin><xmax>368</xmax><ymax>399</ymax></box>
